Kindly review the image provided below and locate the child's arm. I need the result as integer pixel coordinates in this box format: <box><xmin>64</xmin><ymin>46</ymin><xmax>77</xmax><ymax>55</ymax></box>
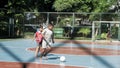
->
<box><xmin>32</xmin><ymin>32</ymin><xmax>36</xmax><ymax>41</ymax></box>
<box><xmin>52</xmin><ymin>31</ymin><xmax>54</xmax><ymax>43</ymax></box>
<box><xmin>42</xmin><ymin>29</ymin><xmax>46</xmax><ymax>38</ymax></box>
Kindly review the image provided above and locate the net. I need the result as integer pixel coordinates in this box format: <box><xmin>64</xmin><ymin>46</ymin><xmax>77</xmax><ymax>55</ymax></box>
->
<box><xmin>91</xmin><ymin>21</ymin><xmax>119</xmax><ymax>67</ymax></box>
<box><xmin>92</xmin><ymin>21</ymin><xmax>120</xmax><ymax>42</ymax></box>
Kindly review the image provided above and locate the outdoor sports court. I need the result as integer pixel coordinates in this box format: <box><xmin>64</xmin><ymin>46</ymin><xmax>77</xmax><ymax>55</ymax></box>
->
<box><xmin>0</xmin><ymin>39</ymin><xmax>120</xmax><ymax>68</ymax></box>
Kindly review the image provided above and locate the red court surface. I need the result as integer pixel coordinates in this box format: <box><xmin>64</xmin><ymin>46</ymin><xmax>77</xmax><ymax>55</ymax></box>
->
<box><xmin>55</xmin><ymin>39</ymin><xmax>120</xmax><ymax>45</ymax></box>
<box><xmin>28</xmin><ymin>47</ymin><xmax>120</xmax><ymax>56</ymax></box>
<box><xmin>0</xmin><ymin>62</ymin><xmax>84</xmax><ymax>68</ymax></box>
<box><xmin>28</xmin><ymin>40</ymin><xmax>120</xmax><ymax>56</ymax></box>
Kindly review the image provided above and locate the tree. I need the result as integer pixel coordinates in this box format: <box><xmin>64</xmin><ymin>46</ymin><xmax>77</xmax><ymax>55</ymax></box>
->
<box><xmin>53</xmin><ymin>0</ymin><xmax>117</xmax><ymax>19</ymax></box>
<box><xmin>53</xmin><ymin>0</ymin><xmax>117</xmax><ymax>12</ymax></box>
<box><xmin>0</xmin><ymin>0</ymin><xmax>56</xmax><ymax>37</ymax></box>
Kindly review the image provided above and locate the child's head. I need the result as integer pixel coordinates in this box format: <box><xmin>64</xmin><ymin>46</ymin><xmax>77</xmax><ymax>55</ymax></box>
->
<box><xmin>39</xmin><ymin>25</ymin><xmax>43</xmax><ymax>32</ymax></box>
<box><xmin>48</xmin><ymin>23</ymin><xmax>54</xmax><ymax>30</ymax></box>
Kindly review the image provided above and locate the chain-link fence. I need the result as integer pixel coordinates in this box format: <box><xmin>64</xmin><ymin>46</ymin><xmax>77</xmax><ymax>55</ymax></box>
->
<box><xmin>23</xmin><ymin>12</ymin><xmax>120</xmax><ymax>40</ymax></box>
<box><xmin>1</xmin><ymin>12</ymin><xmax>120</xmax><ymax>39</ymax></box>
<box><xmin>0</xmin><ymin>16</ymin><xmax>9</xmax><ymax>38</ymax></box>
<box><xmin>0</xmin><ymin>15</ymin><xmax>24</xmax><ymax>38</ymax></box>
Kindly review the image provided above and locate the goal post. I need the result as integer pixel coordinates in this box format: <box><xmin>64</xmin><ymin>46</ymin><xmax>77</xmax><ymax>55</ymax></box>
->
<box><xmin>92</xmin><ymin>21</ymin><xmax>120</xmax><ymax>42</ymax></box>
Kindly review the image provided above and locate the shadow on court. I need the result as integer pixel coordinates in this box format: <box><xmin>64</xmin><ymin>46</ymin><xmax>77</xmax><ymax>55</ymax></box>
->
<box><xmin>0</xmin><ymin>42</ymin><xmax>40</xmax><ymax>68</ymax></box>
<box><xmin>50</xmin><ymin>40</ymin><xmax>115</xmax><ymax>68</ymax></box>
<box><xmin>0</xmin><ymin>37</ymin><xmax>116</xmax><ymax>68</ymax></box>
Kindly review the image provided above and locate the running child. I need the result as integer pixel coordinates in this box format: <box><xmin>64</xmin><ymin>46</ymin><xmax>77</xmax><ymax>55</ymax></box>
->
<box><xmin>40</xmin><ymin>23</ymin><xmax>54</xmax><ymax>59</ymax></box>
<box><xmin>34</xmin><ymin>25</ymin><xmax>43</xmax><ymax>58</ymax></box>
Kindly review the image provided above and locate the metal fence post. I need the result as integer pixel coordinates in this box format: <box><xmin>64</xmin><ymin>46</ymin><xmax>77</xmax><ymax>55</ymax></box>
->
<box><xmin>46</xmin><ymin>12</ymin><xmax>49</xmax><ymax>25</ymax></box>
<box><xmin>118</xmin><ymin>25</ymin><xmax>120</xmax><ymax>41</ymax></box>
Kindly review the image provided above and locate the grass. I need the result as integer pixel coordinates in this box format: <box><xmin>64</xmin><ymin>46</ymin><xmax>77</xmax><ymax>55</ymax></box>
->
<box><xmin>54</xmin><ymin>36</ymin><xmax>91</xmax><ymax>40</ymax></box>
<box><xmin>0</xmin><ymin>38</ymin><xmax>23</xmax><ymax>42</ymax></box>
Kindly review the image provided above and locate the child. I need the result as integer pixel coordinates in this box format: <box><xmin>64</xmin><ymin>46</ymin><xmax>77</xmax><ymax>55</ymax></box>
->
<box><xmin>34</xmin><ymin>25</ymin><xmax>43</xmax><ymax>58</ymax></box>
<box><xmin>40</xmin><ymin>24</ymin><xmax>54</xmax><ymax>59</ymax></box>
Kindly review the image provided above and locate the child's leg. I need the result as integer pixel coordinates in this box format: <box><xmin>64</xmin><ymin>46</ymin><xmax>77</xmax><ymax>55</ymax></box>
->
<box><xmin>40</xmin><ymin>48</ymin><xmax>46</xmax><ymax>58</ymax></box>
<box><xmin>41</xmin><ymin>40</ymin><xmax>48</xmax><ymax>59</ymax></box>
<box><xmin>43</xmin><ymin>46</ymin><xmax>52</xmax><ymax>57</ymax></box>
<box><xmin>35</xmin><ymin>46</ymin><xmax>40</xmax><ymax>58</ymax></box>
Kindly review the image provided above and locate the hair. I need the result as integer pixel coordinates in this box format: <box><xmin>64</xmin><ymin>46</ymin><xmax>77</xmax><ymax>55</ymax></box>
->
<box><xmin>39</xmin><ymin>25</ymin><xmax>43</xmax><ymax>28</ymax></box>
<box><xmin>48</xmin><ymin>23</ymin><xmax>54</xmax><ymax>27</ymax></box>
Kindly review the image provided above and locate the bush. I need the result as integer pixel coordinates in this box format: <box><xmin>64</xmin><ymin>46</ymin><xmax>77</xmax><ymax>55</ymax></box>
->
<box><xmin>101</xmin><ymin>33</ymin><xmax>107</xmax><ymax>39</ymax></box>
<box><xmin>78</xmin><ymin>27</ymin><xmax>91</xmax><ymax>37</ymax></box>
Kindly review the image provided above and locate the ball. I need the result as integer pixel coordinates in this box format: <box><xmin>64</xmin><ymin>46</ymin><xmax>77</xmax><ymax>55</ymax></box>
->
<box><xmin>60</xmin><ymin>56</ymin><xmax>66</xmax><ymax>62</ymax></box>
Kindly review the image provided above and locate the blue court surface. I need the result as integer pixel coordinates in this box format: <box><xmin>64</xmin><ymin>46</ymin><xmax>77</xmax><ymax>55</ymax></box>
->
<box><xmin>0</xmin><ymin>39</ymin><xmax>120</xmax><ymax>68</ymax></box>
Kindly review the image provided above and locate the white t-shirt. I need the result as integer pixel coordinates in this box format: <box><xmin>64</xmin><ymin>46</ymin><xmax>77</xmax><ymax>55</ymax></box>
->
<box><xmin>42</xmin><ymin>28</ymin><xmax>53</xmax><ymax>42</ymax></box>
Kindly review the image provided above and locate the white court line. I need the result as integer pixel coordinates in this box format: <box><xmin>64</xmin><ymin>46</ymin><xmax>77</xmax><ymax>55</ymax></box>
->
<box><xmin>32</xmin><ymin>62</ymin><xmax>92</xmax><ymax>68</ymax></box>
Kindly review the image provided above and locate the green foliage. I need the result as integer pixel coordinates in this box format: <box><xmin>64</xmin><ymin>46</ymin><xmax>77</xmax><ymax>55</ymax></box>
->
<box><xmin>5</xmin><ymin>0</ymin><xmax>55</xmax><ymax>17</ymax></box>
<box><xmin>53</xmin><ymin>0</ymin><xmax>117</xmax><ymax>20</ymax></box>
<box><xmin>95</xmin><ymin>35</ymin><xmax>101</xmax><ymax>40</ymax></box>
<box><xmin>111</xmin><ymin>26</ymin><xmax>118</xmax><ymax>38</ymax></box>
<box><xmin>101</xmin><ymin>33</ymin><xmax>107</xmax><ymax>39</ymax></box>
<box><xmin>58</xmin><ymin>17</ymin><xmax>73</xmax><ymax>27</ymax></box>
<box><xmin>0</xmin><ymin>0</ymin><xmax>55</xmax><ymax>25</ymax></box>
<box><xmin>1</xmin><ymin>0</ymin><xmax>117</xmax><ymax>19</ymax></box>
<box><xmin>53</xmin><ymin>0</ymin><xmax>116</xmax><ymax>12</ymax></box>
<box><xmin>95</xmin><ymin>33</ymin><xmax>107</xmax><ymax>40</ymax></box>
<box><xmin>0</xmin><ymin>11</ymin><xmax>5</xmax><ymax>16</ymax></box>
<box><xmin>78</xmin><ymin>28</ymin><xmax>91</xmax><ymax>37</ymax></box>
